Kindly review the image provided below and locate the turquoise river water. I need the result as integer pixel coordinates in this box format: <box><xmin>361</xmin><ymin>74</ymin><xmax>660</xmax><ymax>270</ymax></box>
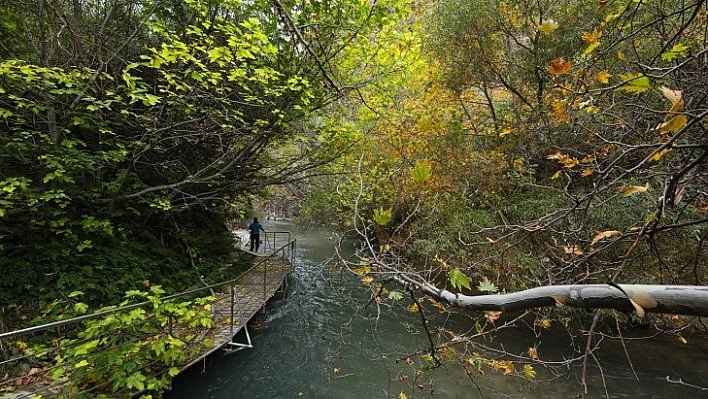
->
<box><xmin>166</xmin><ymin>221</ymin><xmax>708</xmax><ymax>398</ymax></box>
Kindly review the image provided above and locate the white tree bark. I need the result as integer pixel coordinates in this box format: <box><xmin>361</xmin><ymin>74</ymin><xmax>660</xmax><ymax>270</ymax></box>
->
<box><xmin>408</xmin><ymin>281</ymin><xmax>708</xmax><ymax>317</ymax></box>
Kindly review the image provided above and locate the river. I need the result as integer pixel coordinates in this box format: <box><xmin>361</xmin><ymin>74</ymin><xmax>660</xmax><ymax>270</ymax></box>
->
<box><xmin>167</xmin><ymin>222</ymin><xmax>708</xmax><ymax>398</ymax></box>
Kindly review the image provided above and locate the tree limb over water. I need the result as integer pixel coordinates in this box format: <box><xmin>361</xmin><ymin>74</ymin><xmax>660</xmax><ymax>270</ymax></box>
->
<box><xmin>397</xmin><ymin>276</ymin><xmax>708</xmax><ymax>317</ymax></box>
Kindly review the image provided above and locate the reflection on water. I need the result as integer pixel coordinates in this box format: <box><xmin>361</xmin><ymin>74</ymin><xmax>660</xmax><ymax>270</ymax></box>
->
<box><xmin>167</xmin><ymin>221</ymin><xmax>707</xmax><ymax>398</ymax></box>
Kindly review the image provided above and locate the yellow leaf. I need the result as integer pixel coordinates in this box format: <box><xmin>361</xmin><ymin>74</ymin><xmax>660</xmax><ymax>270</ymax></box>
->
<box><xmin>539</xmin><ymin>20</ymin><xmax>559</xmax><ymax>34</ymax></box>
<box><xmin>582</xmin><ymin>29</ymin><xmax>602</xmax><ymax>44</ymax></box>
<box><xmin>591</xmin><ymin>230</ymin><xmax>622</xmax><ymax>245</ymax></box>
<box><xmin>651</xmin><ymin>148</ymin><xmax>672</xmax><ymax>162</ymax></box>
<box><xmin>580</xmin><ymin>155</ymin><xmax>596</xmax><ymax>164</ymax></box>
<box><xmin>361</xmin><ymin>276</ymin><xmax>374</xmax><ymax>285</ymax></box>
<box><xmin>657</xmin><ymin>115</ymin><xmax>687</xmax><ymax>133</ymax></box>
<box><xmin>398</xmin><ymin>392</ymin><xmax>408</xmax><ymax>399</ymax></box>
<box><xmin>552</xmin><ymin>100</ymin><xmax>571</xmax><ymax>123</ymax></box>
<box><xmin>596</xmin><ymin>70</ymin><xmax>612</xmax><ymax>84</ymax></box>
<box><xmin>547</xmin><ymin>57</ymin><xmax>571</xmax><ymax>76</ymax></box>
<box><xmin>551</xmin><ymin>170</ymin><xmax>562</xmax><ymax>180</ymax></box>
<box><xmin>536</xmin><ymin>318</ymin><xmax>551</xmax><ymax>329</ymax></box>
<box><xmin>622</xmin><ymin>183</ymin><xmax>650</xmax><ymax>196</ymax></box>
<box><xmin>528</xmin><ymin>347</ymin><xmax>539</xmax><ymax>360</ymax></box>
<box><xmin>677</xmin><ymin>335</ymin><xmax>687</xmax><ymax>344</ymax></box>
<box><xmin>581</xmin><ymin>168</ymin><xmax>593</xmax><ymax>177</ymax></box>
<box><xmin>499</xmin><ymin>127</ymin><xmax>515</xmax><ymax>137</ymax></box>
<box><xmin>408</xmin><ymin>303</ymin><xmax>419</xmax><ymax>313</ymax></box>
<box><xmin>582</xmin><ymin>42</ymin><xmax>601</xmax><ymax>57</ymax></box>
<box><xmin>523</xmin><ymin>364</ymin><xmax>537</xmax><ymax>380</ymax></box>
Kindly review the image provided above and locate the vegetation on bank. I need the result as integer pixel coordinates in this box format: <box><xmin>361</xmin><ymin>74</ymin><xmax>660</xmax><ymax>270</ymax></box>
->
<box><xmin>1</xmin><ymin>0</ymin><xmax>708</xmax><ymax>397</ymax></box>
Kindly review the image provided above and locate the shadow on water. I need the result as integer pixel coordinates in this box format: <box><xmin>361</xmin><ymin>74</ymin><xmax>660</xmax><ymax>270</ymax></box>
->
<box><xmin>167</xmin><ymin>221</ymin><xmax>708</xmax><ymax>398</ymax></box>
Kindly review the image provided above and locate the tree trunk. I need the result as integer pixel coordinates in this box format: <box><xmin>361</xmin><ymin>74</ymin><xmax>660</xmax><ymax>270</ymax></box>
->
<box><xmin>408</xmin><ymin>280</ymin><xmax>708</xmax><ymax>317</ymax></box>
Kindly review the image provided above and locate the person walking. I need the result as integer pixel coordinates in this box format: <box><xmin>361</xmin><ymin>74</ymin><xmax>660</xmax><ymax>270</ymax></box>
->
<box><xmin>248</xmin><ymin>217</ymin><xmax>265</xmax><ymax>252</ymax></box>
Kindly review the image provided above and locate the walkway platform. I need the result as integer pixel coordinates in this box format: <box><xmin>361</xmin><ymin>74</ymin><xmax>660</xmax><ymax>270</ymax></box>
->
<box><xmin>0</xmin><ymin>231</ymin><xmax>296</xmax><ymax>398</ymax></box>
<box><xmin>179</xmin><ymin>256</ymin><xmax>292</xmax><ymax>371</ymax></box>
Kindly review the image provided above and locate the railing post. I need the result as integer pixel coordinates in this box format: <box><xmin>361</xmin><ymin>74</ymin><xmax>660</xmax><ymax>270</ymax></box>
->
<box><xmin>230</xmin><ymin>283</ymin><xmax>235</xmax><ymax>339</ymax></box>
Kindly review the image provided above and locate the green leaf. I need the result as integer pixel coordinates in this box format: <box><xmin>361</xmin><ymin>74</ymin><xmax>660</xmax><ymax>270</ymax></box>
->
<box><xmin>661</xmin><ymin>43</ymin><xmax>689</xmax><ymax>61</ymax></box>
<box><xmin>448</xmin><ymin>268</ymin><xmax>471</xmax><ymax>291</ymax></box>
<box><xmin>387</xmin><ymin>290</ymin><xmax>404</xmax><ymax>301</ymax></box>
<box><xmin>73</xmin><ymin>302</ymin><xmax>89</xmax><ymax>314</ymax></box>
<box><xmin>373</xmin><ymin>207</ymin><xmax>392</xmax><ymax>226</ymax></box>
<box><xmin>616</xmin><ymin>72</ymin><xmax>650</xmax><ymax>93</ymax></box>
<box><xmin>75</xmin><ymin>359</ymin><xmax>89</xmax><ymax>368</ymax></box>
<box><xmin>411</xmin><ymin>161</ymin><xmax>431</xmax><ymax>183</ymax></box>
<box><xmin>125</xmin><ymin>372</ymin><xmax>146</xmax><ymax>391</ymax></box>
<box><xmin>477</xmin><ymin>277</ymin><xmax>498</xmax><ymax>293</ymax></box>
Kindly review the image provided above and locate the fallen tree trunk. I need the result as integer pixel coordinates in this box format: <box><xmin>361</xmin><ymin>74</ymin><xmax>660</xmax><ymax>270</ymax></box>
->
<box><xmin>402</xmin><ymin>278</ymin><xmax>708</xmax><ymax>317</ymax></box>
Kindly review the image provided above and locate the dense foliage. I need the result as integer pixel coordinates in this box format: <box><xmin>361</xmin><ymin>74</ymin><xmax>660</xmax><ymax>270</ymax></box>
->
<box><xmin>0</xmin><ymin>0</ymin><xmax>400</xmax><ymax>325</ymax></box>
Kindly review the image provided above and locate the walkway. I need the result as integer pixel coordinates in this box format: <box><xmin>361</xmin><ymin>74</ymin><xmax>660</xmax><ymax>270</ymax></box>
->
<box><xmin>180</xmin><ymin>254</ymin><xmax>292</xmax><ymax>370</ymax></box>
<box><xmin>0</xmin><ymin>231</ymin><xmax>295</xmax><ymax>398</ymax></box>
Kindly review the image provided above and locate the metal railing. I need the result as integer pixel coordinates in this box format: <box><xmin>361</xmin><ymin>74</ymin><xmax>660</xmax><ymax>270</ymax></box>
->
<box><xmin>0</xmin><ymin>231</ymin><xmax>296</xmax><ymax>398</ymax></box>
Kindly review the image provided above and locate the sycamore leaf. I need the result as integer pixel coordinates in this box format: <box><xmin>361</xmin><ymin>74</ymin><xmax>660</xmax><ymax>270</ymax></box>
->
<box><xmin>546</xmin><ymin>150</ymin><xmax>579</xmax><ymax>168</ymax></box>
<box><xmin>477</xmin><ymin>277</ymin><xmax>498</xmax><ymax>293</ymax></box>
<box><xmin>538</xmin><ymin>20</ymin><xmax>558</xmax><ymax>34</ymax></box>
<box><xmin>495</xmin><ymin>360</ymin><xmax>514</xmax><ymax>375</ymax></box>
<box><xmin>582</xmin><ymin>29</ymin><xmax>602</xmax><ymax>45</ymax></box>
<box><xmin>622</xmin><ymin>183</ymin><xmax>649</xmax><ymax>196</ymax></box>
<box><xmin>388</xmin><ymin>290</ymin><xmax>404</xmax><ymax>301</ymax></box>
<box><xmin>484</xmin><ymin>310</ymin><xmax>502</xmax><ymax>323</ymax></box>
<box><xmin>528</xmin><ymin>347</ymin><xmax>539</xmax><ymax>360</ymax></box>
<box><xmin>657</xmin><ymin>115</ymin><xmax>687</xmax><ymax>134</ymax></box>
<box><xmin>563</xmin><ymin>245</ymin><xmax>583</xmax><ymax>255</ymax></box>
<box><xmin>661</xmin><ymin>43</ymin><xmax>689</xmax><ymax>61</ymax></box>
<box><xmin>411</xmin><ymin>161</ymin><xmax>431</xmax><ymax>183</ymax></box>
<box><xmin>591</xmin><ymin>230</ymin><xmax>622</xmax><ymax>245</ymax></box>
<box><xmin>536</xmin><ymin>318</ymin><xmax>552</xmax><ymax>329</ymax></box>
<box><xmin>552</xmin><ymin>101</ymin><xmax>570</xmax><ymax>123</ymax></box>
<box><xmin>547</xmin><ymin>57</ymin><xmax>571</xmax><ymax>76</ymax></box>
<box><xmin>616</xmin><ymin>72</ymin><xmax>650</xmax><ymax>93</ymax></box>
<box><xmin>373</xmin><ymin>207</ymin><xmax>392</xmax><ymax>226</ymax></box>
<box><xmin>651</xmin><ymin>148</ymin><xmax>672</xmax><ymax>162</ymax></box>
<box><xmin>660</xmin><ymin>86</ymin><xmax>684</xmax><ymax>113</ymax></box>
<box><xmin>449</xmin><ymin>268</ymin><xmax>471</xmax><ymax>291</ymax></box>
<box><xmin>596</xmin><ymin>70</ymin><xmax>612</xmax><ymax>84</ymax></box>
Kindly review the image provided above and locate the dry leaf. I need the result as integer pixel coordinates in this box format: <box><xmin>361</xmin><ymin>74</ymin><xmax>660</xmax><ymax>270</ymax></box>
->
<box><xmin>563</xmin><ymin>245</ymin><xmax>583</xmax><ymax>255</ymax></box>
<box><xmin>629</xmin><ymin>299</ymin><xmax>645</xmax><ymax>318</ymax></box>
<box><xmin>547</xmin><ymin>57</ymin><xmax>571</xmax><ymax>76</ymax></box>
<box><xmin>660</xmin><ymin>86</ymin><xmax>684</xmax><ymax>117</ymax></box>
<box><xmin>484</xmin><ymin>310</ymin><xmax>502</xmax><ymax>323</ymax></box>
<box><xmin>622</xmin><ymin>183</ymin><xmax>650</xmax><ymax>196</ymax></box>
<box><xmin>528</xmin><ymin>347</ymin><xmax>539</xmax><ymax>360</ymax></box>
<box><xmin>591</xmin><ymin>230</ymin><xmax>622</xmax><ymax>245</ymax></box>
